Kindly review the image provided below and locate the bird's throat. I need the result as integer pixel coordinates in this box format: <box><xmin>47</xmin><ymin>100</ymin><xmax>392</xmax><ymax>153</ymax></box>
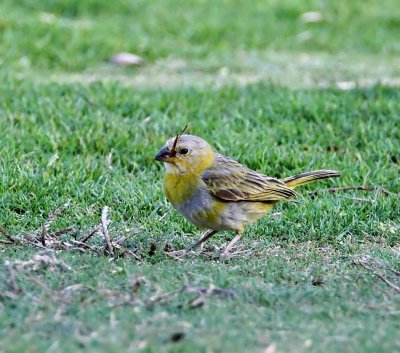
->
<box><xmin>163</xmin><ymin>172</ymin><xmax>200</xmax><ymax>205</ymax></box>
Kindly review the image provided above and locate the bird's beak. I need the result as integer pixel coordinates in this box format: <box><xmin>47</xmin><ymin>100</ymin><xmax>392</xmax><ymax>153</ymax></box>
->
<box><xmin>154</xmin><ymin>146</ymin><xmax>171</xmax><ymax>162</ymax></box>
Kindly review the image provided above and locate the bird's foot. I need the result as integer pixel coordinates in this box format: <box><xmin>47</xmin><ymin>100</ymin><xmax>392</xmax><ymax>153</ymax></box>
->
<box><xmin>219</xmin><ymin>247</ymin><xmax>238</xmax><ymax>260</ymax></box>
<box><xmin>218</xmin><ymin>233</ymin><xmax>242</xmax><ymax>259</ymax></box>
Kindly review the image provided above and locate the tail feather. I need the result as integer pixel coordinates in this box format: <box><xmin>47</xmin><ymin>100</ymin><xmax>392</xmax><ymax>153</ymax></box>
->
<box><xmin>282</xmin><ymin>170</ymin><xmax>340</xmax><ymax>189</ymax></box>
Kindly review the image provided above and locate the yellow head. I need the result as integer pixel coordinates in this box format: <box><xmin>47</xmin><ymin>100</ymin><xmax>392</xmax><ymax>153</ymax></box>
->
<box><xmin>155</xmin><ymin>134</ymin><xmax>216</xmax><ymax>175</ymax></box>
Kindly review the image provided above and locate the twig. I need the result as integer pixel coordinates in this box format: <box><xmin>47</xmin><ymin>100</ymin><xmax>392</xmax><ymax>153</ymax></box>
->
<box><xmin>49</xmin><ymin>227</ymin><xmax>75</xmax><ymax>238</ymax></box>
<box><xmin>183</xmin><ymin>285</ymin><xmax>235</xmax><ymax>298</ymax></box>
<box><xmin>362</xmin><ymin>256</ymin><xmax>400</xmax><ymax>277</ymax></box>
<box><xmin>354</xmin><ymin>259</ymin><xmax>400</xmax><ymax>294</ymax></box>
<box><xmin>0</xmin><ymin>226</ymin><xmax>15</xmax><ymax>243</ymax></box>
<box><xmin>69</xmin><ymin>240</ymin><xmax>103</xmax><ymax>255</ymax></box>
<box><xmin>79</xmin><ymin>224</ymin><xmax>100</xmax><ymax>244</ymax></box>
<box><xmin>41</xmin><ymin>203</ymin><xmax>69</xmax><ymax>246</ymax></box>
<box><xmin>184</xmin><ymin>285</ymin><xmax>235</xmax><ymax>309</ymax></box>
<box><xmin>336</xmin><ymin>195</ymin><xmax>375</xmax><ymax>202</ymax></box>
<box><xmin>106</xmin><ymin>150</ymin><xmax>113</xmax><ymax>169</ymax></box>
<box><xmin>389</xmin><ymin>268</ymin><xmax>400</xmax><ymax>277</ymax></box>
<box><xmin>122</xmin><ymin>248</ymin><xmax>142</xmax><ymax>262</ymax></box>
<box><xmin>21</xmin><ymin>238</ymin><xmax>48</xmax><ymax>249</ymax></box>
<box><xmin>377</xmin><ymin>187</ymin><xmax>392</xmax><ymax>196</ymax></box>
<box><xmin>308</xmin><ymin>186</ymin><xmax>393</xmax><ymax>197</ymax></box>
<box><xmin>113</xmin><ymin>236</ymin><xmax>128</xmax><ymax>245</ymax></box>
<box><xmin>101</xmin><ymin>206</ymin><xmax>114</xmax><ymax>257</ymax></box>
<box><xmin>148</xmin><ymin>290</ymin><xmax>179</xmax><ymax>304</ymax></box>
<box><xmin>1</xmin><ymin>206</ymin><xmax>140</xmax><ymax>261</ymax></box>
<box><xmin>373</xmin><ymin>273</ymin><xmax>400</xmax><ymax>294</ymax></box>
<box><xmin>189</xmin><ymin>296</ymin><xmax>205</xmax><ymax>309</ymax></box>
<box><xmin>158</xmin><ymin>210</ymin><xmax>170</xmax><ymax>221</ymax></box>
<box><xmin>164</xmin><ymin>251</ymin><xmax>185</xmax><ymax>261</ymax></box>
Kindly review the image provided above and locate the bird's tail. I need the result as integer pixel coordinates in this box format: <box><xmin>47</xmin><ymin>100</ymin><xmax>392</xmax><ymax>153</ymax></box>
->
<box><xmin>282</xmin><ymin>170</ymin><xmax>340</xmax><ymax>189</ymax></box>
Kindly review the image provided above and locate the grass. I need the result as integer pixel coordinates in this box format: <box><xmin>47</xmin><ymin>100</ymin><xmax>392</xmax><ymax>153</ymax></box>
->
<box><xmin>1</xmin><ymin>81</ymin><xmax>399</xmax><ymax>353</ymax></box>
<box><xmin>1</xmin><ymin>0</ymin><xmax>400</xmax><ymax>72</ymax></box>
<box><xmin>1</xmin><ymin>0</ymin><xmax>400</xmax><ymax>352</ymax></box>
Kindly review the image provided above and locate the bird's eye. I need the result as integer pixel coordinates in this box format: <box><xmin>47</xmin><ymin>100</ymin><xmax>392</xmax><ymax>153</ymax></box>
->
<box><xmin>180</xmin><ymin>148</ymin><xmax>189</xmax><ymax>155</ymax></box>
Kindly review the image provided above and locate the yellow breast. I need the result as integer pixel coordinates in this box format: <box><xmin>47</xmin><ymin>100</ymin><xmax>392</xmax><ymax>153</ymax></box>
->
<box><xmin>163</xmin><ymin>173</ymin><xmax>199</xmax><ymax>205</ymax></box>
<box><xmin>163</xmin><ymin>172</ymin><xmax>229</xmax><ymax>230</ymax></box>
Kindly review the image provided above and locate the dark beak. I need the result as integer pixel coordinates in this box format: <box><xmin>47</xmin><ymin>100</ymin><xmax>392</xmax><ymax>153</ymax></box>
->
<box><xmin>154</xmin><ymin>146</ymin><xmax>171</xmax><ymax>161</ymax></box>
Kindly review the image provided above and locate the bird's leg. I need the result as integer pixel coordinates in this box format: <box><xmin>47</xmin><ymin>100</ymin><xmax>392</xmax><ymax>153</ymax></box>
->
<box><xmin>166</xmin><ymin>230</ymin><xmax>218</xmax><ymax>259</ymax></box>
<box><xmin>221</xmin><ymin>229</ymin><xmax>243</xmax><ymax>257</ymax></box>
<box><xmin>187</xmin><ymin>230</ymin><xmax>218</xmax><ymax>252</ymax></box>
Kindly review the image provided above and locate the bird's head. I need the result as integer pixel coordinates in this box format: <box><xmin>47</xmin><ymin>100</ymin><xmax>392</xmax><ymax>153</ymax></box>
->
<box><xmin>155</xmin><ymin>134</ymin><xmax>215</xmax><ymax>174</ymax></box>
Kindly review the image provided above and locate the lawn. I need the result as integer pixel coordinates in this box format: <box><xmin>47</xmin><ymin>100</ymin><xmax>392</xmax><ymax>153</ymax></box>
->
<box><xmin>0</xmin><ymin>1</ymin><xmax>399</xmax><ymax>352</ymax></box>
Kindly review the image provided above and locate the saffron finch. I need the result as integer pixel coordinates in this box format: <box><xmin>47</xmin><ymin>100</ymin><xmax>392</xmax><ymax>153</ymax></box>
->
<box><xmin>155</xmin><ymin>131</ymin><xmax>340</xmax><ymax>256</ymax></box>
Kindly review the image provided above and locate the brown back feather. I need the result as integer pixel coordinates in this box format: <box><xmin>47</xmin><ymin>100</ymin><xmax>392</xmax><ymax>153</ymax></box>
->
<box><xmin>202</xmin><ymin>154</ymin><xmax>296</xmax><ymax>202</ymax></box>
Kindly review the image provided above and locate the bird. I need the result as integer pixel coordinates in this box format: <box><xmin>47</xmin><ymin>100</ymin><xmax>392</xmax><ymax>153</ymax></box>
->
<box><xmin>155</xmin><ymin>129</ymin><xmax>340</xmax><ymax>257</ymax></box>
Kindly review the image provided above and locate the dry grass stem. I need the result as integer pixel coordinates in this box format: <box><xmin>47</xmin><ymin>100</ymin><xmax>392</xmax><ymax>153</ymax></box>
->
<box><xmin>354</xmin><ymin>257</ymin><xmax>400</xmax><ymax>294</ymax></box>
<box><xmin>183</xmin><ymin>285</ymin><xmax>235</xmax><ymax>298</ymax></box>
<box><xmin>2</xmin><ymin>204</ymin><xmax>140</xmax><ymax>261</ymax></box>
<box><xmin>101</xmin><ymin>206</ymin><xmax>114</xmax><ymax>257</ymax></box>
<box><xmin>49</xmin><ymin>227</ymin><xmax>75</xmax><ymax>238</ymax></box>
<box><xmin>41</xmin><ymin>202</ymin><xmax>69</xmax><ymax>245</ymax></box>
<box><xmin>0</xmin><ymin>226</ymin><xmax>15</xmax><ymax>243</ymax></box>
<box><xmin>79</xmin><ymin>224</ymin><xmax>101</xmax><ymax>243</ymax></box>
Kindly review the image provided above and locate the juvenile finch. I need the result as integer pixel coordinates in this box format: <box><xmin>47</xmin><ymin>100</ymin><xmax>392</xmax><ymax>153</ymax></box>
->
<box><xmin>155</xmin><ymin>130</ymin><xmax>340</xmax><ymax>256</ymax></box>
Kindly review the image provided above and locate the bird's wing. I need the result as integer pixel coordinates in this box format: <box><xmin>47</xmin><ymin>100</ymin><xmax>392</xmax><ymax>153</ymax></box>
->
<box><xmin>201</xmin><ymin>154</ymin><xmax>296</xmax><ymax>202</ymax></box>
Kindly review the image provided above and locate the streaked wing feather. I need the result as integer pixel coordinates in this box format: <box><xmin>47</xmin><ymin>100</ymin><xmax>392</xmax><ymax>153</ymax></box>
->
<box><xmin>202</xmin><ymin>154</ymin><xmax>296</xmax><ymax>202</ymax></box>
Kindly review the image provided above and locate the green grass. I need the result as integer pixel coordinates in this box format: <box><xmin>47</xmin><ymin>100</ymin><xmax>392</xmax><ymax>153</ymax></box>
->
<box><xmin>1</xmin><ymin>0</ymin><xmax>400</xmax><ymax>72</ymax></box>
<box><xmin>1</xmin><ymin>81</ymin><xmax>399</xmax><ymax>353</ymax></box>
<box><xmin>1</xmin><ymin>0</ymin><xmax>400</xmax><ymax>352</ymax></box>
